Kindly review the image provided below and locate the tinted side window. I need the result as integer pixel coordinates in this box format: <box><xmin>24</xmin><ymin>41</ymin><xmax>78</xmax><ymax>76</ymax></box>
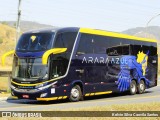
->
<box><xmin>150</xmin><ymin>44</ymin><xmax>157</xmax><ymax>56</ymax></box>
<box><xmin>107</xmin><ymin>46</ymin><xmax>122</xmax><ymax>56</ymax></box>
<box><xmin>109</xmin><ymin>37</ymin><xmax>121</xmax><ymax>48</ymax></box>
<box><xmin>106</xmin><ymin>37</ymin><xmax>130</xmax><ymax>56</ymax></box>
<box><xmin>77</xmin><ymin>34</ymin><xmax>118</xmax><ymax>54</ymax></box>
<box><xmin>131</xmin><ymin>45</ymin><xmax>142</xmax><ymax>55</ymax></box>
<box><xmin>122</xmin><ymin>45</ymin><xmax>130</xmax><ymax>55</ymax></box>
<box><xmin>107</xmin><ymin>45</ymin><xmax>130</xmax><ymax>56</ymax></box>
<box><xmin>78</xmin><ymin>34</ymin><xmax>132</xmax><ymax>55</ymax></box>
<box><xmin>143</xmin><ymin>44</ymin><xmax>157</xmax><ymax>56</ymax></box>
<box><xmin>130</xmin><ymin>42</ymin><xmax>157</xmax><ymax>56</ymax></box>
<box><xmin>107</xmin><ymin>37</ymin><xmax>121</xmax><ymax>56</ymax></box>
<box><xmin>77</xmin><ymin>33</ymin><xmax>94</xmax><ymax>55</ymax></box>
<box><xmin>54</xmin><ymin>32</ymin><xmax>77</xmax><ymax>53</ymax></box>
<box><xmin>93</xmin><ymin>35</ymin><xmax>109</xmax><ymax>54</ymax></box>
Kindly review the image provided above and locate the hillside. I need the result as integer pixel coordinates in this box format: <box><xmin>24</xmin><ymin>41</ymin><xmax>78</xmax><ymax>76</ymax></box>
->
<box><xmin>0</xmin><ymin>23</ymin><xmax>16</xmax><ymax>66</ymax></box>
<box><xmin>123</xmin><ymin>26</ymin><xmax>160</xmax><ymax>40</ymax></box>
<box><xmin>0</xmin><ymin>21</ymin><xmax>54</xmax><ymax>32</ymax></box>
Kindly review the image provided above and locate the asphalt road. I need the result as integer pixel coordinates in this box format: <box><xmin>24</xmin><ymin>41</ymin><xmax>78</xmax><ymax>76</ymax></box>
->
<box><xmin>0</xmin><ymin>85</ymin><xmax>159</xmax><ymax>111</ymax></box>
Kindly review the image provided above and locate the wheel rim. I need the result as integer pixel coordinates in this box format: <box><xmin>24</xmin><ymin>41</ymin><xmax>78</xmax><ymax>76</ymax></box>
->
<box><xmin>140</xmin><ymin>83</ymin><xmax>144</xmax><ymax>91</ymax></box>
<box><xmin>71</xmin><ymin>88</ymin><xmax>79</xmax><ymax>98</ymax></box>
<box><xmin>131</xmin><ymin>83</ymin><xmax>136</xmax><ymax>93</ymax></box>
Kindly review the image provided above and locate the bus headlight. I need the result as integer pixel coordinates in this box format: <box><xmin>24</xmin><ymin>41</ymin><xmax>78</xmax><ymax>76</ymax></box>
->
<box><xmin>35</xmin><ymin>84</ymin><xmax>44</xmax><ymax>89</ymax></box>
<box><xmin>40</xmin><ymin>93</ymin><xmax>48</xmax><ymax>98</ymax></box>
<box><xmin>37</xmin><ymin>81</ymin><xmax>57</xmax><ymax>90</ymax></box>
<box><xmin>43</xmin><ymin>74</ymin><xmax>48</xmax><ymax>79</ymax></box>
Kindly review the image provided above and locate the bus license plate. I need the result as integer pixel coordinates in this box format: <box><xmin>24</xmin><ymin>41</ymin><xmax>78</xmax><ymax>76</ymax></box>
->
<box><xmin>22</xmin><ymin>95</ymin><xmax>29</xmax><ymax>99</ymax></box>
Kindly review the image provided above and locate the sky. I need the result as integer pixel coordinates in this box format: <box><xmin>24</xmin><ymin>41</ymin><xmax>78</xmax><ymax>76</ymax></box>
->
<box><xmin>0</xmin><ymin>0</ymin><xmax>160</xmax><ymax>32</ymax></box>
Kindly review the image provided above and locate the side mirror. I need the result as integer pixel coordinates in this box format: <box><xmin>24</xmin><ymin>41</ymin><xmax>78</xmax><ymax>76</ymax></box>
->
<box><xmin>42</xmin><ymin>48</ymin><xmax>67</xmax><ymax>65</ymax></box>
<box><xmin>1</xmin><ymin>50</ymin><xmax>15</xmax><ymax>66</ymax></box>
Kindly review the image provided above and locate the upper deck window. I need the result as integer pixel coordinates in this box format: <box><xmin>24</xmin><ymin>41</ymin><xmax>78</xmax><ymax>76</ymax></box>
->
<box><xmin>16</xmin><ymin>32</ymin><xmax>54</xmax><ymax>52</ymax></box>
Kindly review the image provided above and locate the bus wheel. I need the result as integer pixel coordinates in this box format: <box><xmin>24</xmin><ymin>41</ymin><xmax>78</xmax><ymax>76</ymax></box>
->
<box><xmin>130</xmin><ymin>80</ymin><xmax>137</xmax><ymax>95</ymax></box>
<box><xmin>137</xmin><ymin>80</ymin><xmax>145</xmax><ymax>94</ymax></box>
<box><xmin>69</xmin><ymin>85</ymin><xmax>83</xmax><ymax>102</ymax></box>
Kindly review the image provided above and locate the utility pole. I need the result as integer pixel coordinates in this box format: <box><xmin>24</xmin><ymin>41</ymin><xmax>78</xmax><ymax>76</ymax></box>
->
<box><xmin>145</xmin><ymin>13</ymin><xmax>160</xmax><ymax>39</ymax></box>
<box><xmin>146</xmin><ymin>14</ymin><xmax>160</xmax><ymax>28</ymax></box>
<box><xmin>16</xmin><ymin>0</ymin><xmax>22</xmax><ymax>46</ymax></box>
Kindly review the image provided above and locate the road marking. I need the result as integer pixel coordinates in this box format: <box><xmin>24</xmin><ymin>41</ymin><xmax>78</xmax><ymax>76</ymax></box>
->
<box><xmin>0</xmin><ymin>94</ymin><xmax>160</xmax><ymax>111</ymax></box>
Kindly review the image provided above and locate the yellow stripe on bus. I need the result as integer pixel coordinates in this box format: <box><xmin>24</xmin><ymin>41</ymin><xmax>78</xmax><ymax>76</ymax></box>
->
<box><xmin>37</xmin><ymin>97</ymin><xmax>58</xmax><ymax>101</ymax></box>
<box><xmin>58</xmin><ymin>96</ymin><xmax>63</xmax><ymax>99</ymax></box>
<box><xmin>36</xmin><ymin>96</ymin><xmax>67</xmax><ymax>101</ymax></box>
<box><xmin>1</xmin><ymin>50</ymin><xmax>15</xmax><ymax>66</ymax></box>
<box><xmin>11</xmin><ymin>79</ymin><xmax>57</xmax><ymax>86</ymax></box>
<box><xmin>90</xmin><ymin>93</ymin><xmax>95</xmax><ymax>96</ymax></box>
<box><xmin>80</xmin><ymin>28</ymin><xmax>157</xmax><ymax>43</ymax></box>
<box><xmin>42</xmin><ymin>48</ymin><xmax>67</xmax><ymax>65</ymax></box>
<box><xmin>85</xmin><ymin>91</ymin><xmax>112</xmax><ymax>96</ymax></box>
<box><xmin>85</xmin><ymin>93</ymin><xmax>90</xmax><ymax>96</ymax></box>
<box><xmin>63</xmin><ymin>96</ymin><xmax>68</xmax><ymax>99</ymax></box>
<box><xmin>95</xmin><ymin>91</ymin><xmax>112</xmax><ymax>95</ymax></box>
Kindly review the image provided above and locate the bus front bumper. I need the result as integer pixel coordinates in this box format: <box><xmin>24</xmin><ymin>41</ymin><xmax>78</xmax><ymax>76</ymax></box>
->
<box><xmin>11</xmin><ymin>85</ymin><xmax>70</xmax><ymax>101</ymax></box>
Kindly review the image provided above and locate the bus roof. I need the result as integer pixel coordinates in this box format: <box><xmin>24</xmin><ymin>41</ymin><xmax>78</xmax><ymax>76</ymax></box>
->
<box><xmin>24</xmin><ymin>27</ymin><xmax>79</xmax><ymax>34</ymax></box>
<box><xmin>80</xmin><ymin>28</ymin><xmax>157</xmax><ymax>43</ymax></box>
<box><xmin>23</xmin><ymin>27</ymin><xmax>156</xmax><ymax>43</ymax></box>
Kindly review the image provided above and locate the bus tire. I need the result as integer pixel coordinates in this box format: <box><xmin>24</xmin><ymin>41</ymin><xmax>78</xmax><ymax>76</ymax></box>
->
<box><xmin>130</xmin><ymin>80</ymin><xmax>137</xmax><ymax>95</ymax></box>
<box><xmin>69</xmin><ymin>85</ymin><xmax>83</xmax><ymax>102</ymax></box>
<box><xmin>137</xmin><ymin>80</ymin><xmax>145</xmax><ymax>94</ymax></box>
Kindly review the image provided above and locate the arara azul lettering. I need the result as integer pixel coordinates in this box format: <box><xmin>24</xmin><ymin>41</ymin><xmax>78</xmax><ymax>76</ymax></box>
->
<box><xmin>82</xmin><ymin>57</ymin><xmax>128</xmax><ymax>65</ymax></box>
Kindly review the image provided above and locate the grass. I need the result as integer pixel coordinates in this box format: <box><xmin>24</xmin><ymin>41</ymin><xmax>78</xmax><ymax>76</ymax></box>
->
<box><xmin>0</xmin><ymin>77</ymin><xmax>9</xmax><ymax>91</ymax></box>
<box><xmin>66</xmin><ymin>102</ymin><xmax>160</xmax><ymax>111</ymax></box>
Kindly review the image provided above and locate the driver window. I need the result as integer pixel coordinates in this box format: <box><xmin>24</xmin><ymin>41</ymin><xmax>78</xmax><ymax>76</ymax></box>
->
<box><xmin>76</xmin><ymin>33</ymin><xmax>94</xmax><ymax>55</ymax></box>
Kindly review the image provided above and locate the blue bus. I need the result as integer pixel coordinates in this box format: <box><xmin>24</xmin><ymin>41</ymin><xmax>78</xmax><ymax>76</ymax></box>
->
<box><xmin>3</xmin><ymin>27</ymin><xmax>158</xmax><ymax>102</ymax></box>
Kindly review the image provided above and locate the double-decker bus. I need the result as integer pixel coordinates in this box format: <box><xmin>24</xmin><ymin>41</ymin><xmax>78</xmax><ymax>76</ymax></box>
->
<box><xmin>2</xmin><ymin>27</ymin><xmax>158</xmax><ymax>102</ymax></box>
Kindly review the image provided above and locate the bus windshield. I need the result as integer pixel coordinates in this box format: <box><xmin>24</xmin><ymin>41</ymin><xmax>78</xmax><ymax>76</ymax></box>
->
<box><xmin>12</xmin><ymin>57</ymin><xmax>49</xmax><ymax>80</ymax></box>
<box><xmin>16</xmin><ymin>32</ymin><xmax>54</xmax><ymax>52</ymax></box>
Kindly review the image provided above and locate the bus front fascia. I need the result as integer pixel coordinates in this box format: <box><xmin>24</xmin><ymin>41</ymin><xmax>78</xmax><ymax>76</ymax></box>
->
<box><xmin>1</xmin><ymin>48</ymin><xmax>67</xmax><ymax>66</ymax></box>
